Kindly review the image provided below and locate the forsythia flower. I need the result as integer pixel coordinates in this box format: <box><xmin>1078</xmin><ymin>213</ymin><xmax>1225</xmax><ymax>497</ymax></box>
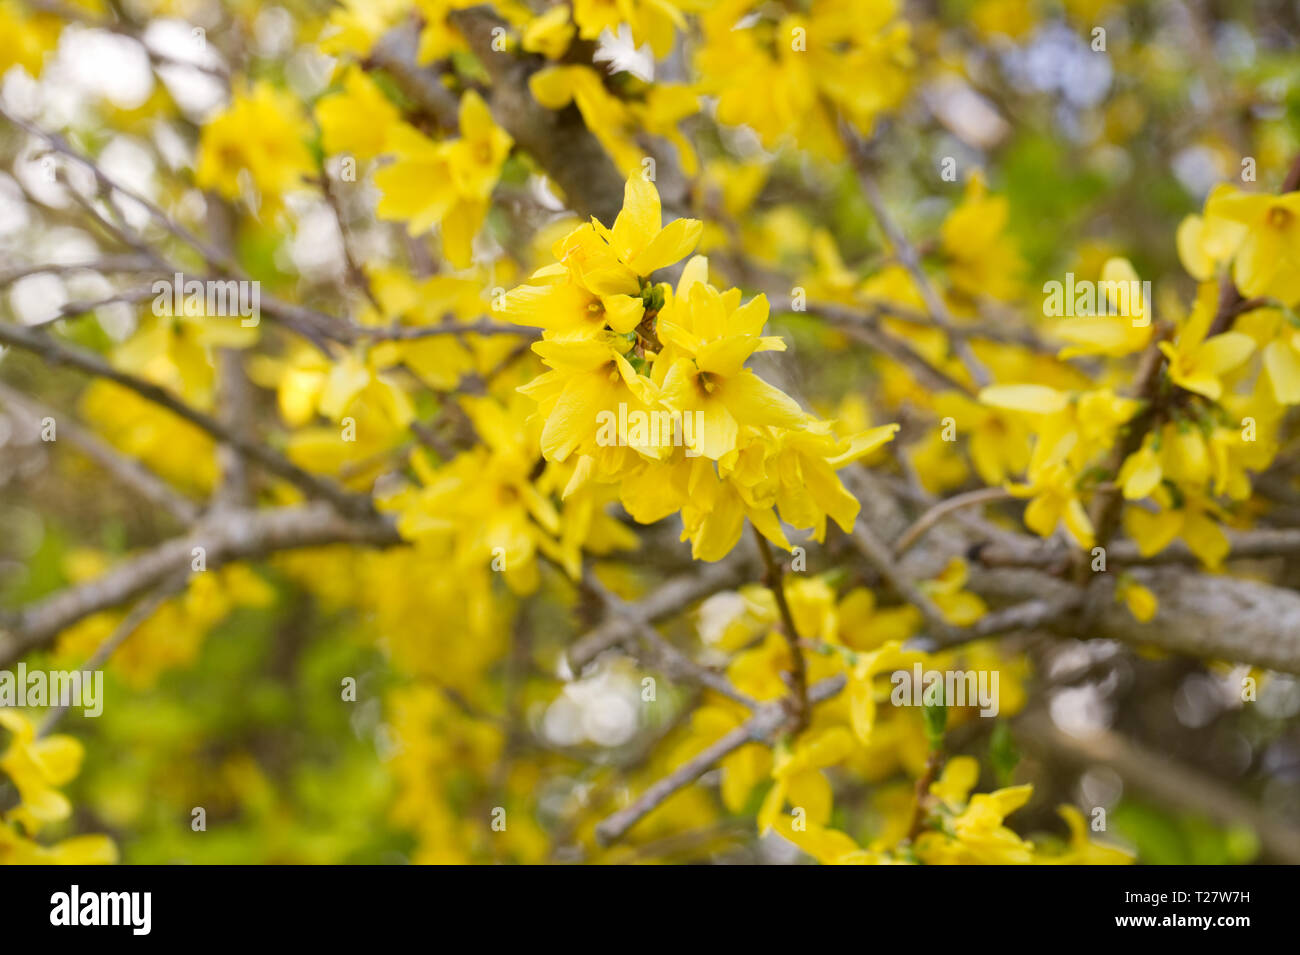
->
<box><xmin>571</xmin><ymin>0</ymin><xmax>685</xmax><ymax>58</ymax></box>
<box><xmin>529</xmin><ymin>65</ymin><xmax>645</xmax><ymax>176</ymax></box>
<box><xmin>316</xmin><ymin>66</ymin><xmax>403</xmax><ymax>161</ymax></box>
<box><xmin>0</xmin><ymin>710</ymin><xmax>117</xmax><ymax>860</ymax></box>
<box><xmin>504</xmin><ymin>175</ymin><xmax>898</xmax><ymax>560</ymax></box>
<box><xmin>1158</xmin><ymin>283</ymin><xmax>1255</xmax><ymax>402</ymax></box>
<box><xmin>940</xmin><ymin>175</ymin><xmax>1024</xmax><ymax>302</ymax></box>
<box><xmin>196</xmin><ymin>82</ymin><xmax>314</xmax><ymax>211</ymax></box>
<box><xmin>521</xmin><ymin>4</ymin><xmax>576</xmax><ymax>59</ymax></box>
<box><xmin>1202</xmin><ymin>186</ymin><xmax>1300</xmax><ymax>304</ymax></box>
<box><xmin>376</xmin><ymin>92</ymin><xmax>513</xmax><ymax>268</ymax></box>
<box><xmin>695</xmin><ymin>0</ymin><xmax>912</xmax><ymax>160</ymax></box>
<box><xmin>1053</xmin><ymin>258</ymin><xmax>1154</xmax><ymax>359</ymax></box>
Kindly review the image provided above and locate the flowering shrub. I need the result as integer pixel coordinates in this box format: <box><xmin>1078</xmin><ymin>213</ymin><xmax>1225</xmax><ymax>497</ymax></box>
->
<box><xmin>1</xmin><ymin>0</ymin><xmax>1299</xmax><ymax>866</ymax></box>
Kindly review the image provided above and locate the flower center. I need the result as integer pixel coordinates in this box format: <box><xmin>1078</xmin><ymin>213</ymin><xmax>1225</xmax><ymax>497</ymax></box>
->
<box><xmin>1268</xmin><ymin>205</ymin><xmax>1293</xmax><ymax>230</ymax></box>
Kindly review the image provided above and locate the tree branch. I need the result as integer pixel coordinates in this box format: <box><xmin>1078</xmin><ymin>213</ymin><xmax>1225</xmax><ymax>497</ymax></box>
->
<box><xmin>0</xmin><ymin>503</ymin><xmax>402</xmax><ymax>665</ymax></box>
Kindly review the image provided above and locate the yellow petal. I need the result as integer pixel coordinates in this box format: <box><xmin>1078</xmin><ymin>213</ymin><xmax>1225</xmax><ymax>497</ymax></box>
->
<box><xmin>1264</xmin><ymin>339</ymin><xmax>1300</xmax><ymax>404</ymax></box>
<box><xmin>978</xmin><ymin>384</ymin><xmax>1068</xmax><ymax>414</ymax></box>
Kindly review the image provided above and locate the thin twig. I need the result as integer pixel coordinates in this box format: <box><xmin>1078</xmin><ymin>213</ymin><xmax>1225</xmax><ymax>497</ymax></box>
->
<box><xmin>594</xmin><ymin>674</ymin><xmax>848</xmax><ymax>846</ymax></box>
<box><xmin>37</xmin><ymin>577</ymin><xmax>185</xmax><ymax>738</ymax></box>
<box><xmin>751</xmin><ymin>526</ymin><xmax>809</xmax><ymax>733</ymax></box>
<box><xmin>894</xmin><ymin>487</ymin><xmax>1016</xmax><ymax>558</ymax></box>
<box><xmin>844</xmin><ymin>131</ymin><xmax>993</xmax><ymax>389</ymax></box>
<box><xmin>0</xmin><ymin>381</ymin><xmax>201</xmax><ymax>524</ymax></box>
<box><xmin>0</xmin><ymin>321</ymin><xmax>373</xmax><ymax>518</ymax></box>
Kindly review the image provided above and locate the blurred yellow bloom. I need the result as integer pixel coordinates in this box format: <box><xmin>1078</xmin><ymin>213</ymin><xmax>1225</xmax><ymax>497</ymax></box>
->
<box><xmin>317</xmin><ymin>66</ymin><xmax>403</xmax><ymax>161</ymax></box>
<box><xmin>376</xmin><ymin>92</ymin><xmax>513</xmax><ymax>267</ymax></box>
<box><xmin>1204</xmin><ymin>187</ymin><xmax>1300</xmax><ymax>304</ymax></box>
<box><xmin>196</xmin><ymin>82</ymin><xmax>314</xmax><ymax>211</ymax></box>
<box><xmin>0</xmin><ymin>711</ymin><xmax>83</xmax><ymax>828</ymax></box>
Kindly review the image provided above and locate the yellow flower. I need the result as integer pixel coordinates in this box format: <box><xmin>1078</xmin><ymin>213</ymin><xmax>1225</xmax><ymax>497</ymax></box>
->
<box><xmin>521</xmin><ymin>4</ymin><xmax>576</xmax><ymax>59</ymax></box>
<box><xmin>196</xmin><ymin>82</ymin><xmax>314</xmax><ymax>211</ymax></box>
<box><xmin>1038</xmin><ymin>805</ymin><xmax>1134</xmax><ymax>865</ymax></box>
<box><xmin>769</xmin><ymin>814</ymin><xmax>899</xmax><ymax>864</ymax></box>
<box><xmin>695</xmin><ymin>0</ymin><xmax>912</xmax><ymax>160</ymax></box>
<box><xmin>502</xmin><ymin>175</ymin><xmax>702</xmax><ymax>342</ymax></box>
<box><xmin>915</xmin><ymin>783</ymin><xmax>1035</xmax><ymax>864</ymax></box>
<box><xmin>318</xmin><ymin>0</ymin><xmax>410</xmax><ymax>57</ymax></box>
<box><xmin>1118</xmin><ymin>439</ymin><xmax>1162</xmax><ymax>500</ymax></box>
<box><xmin>919</xmin><ymin>558</ymin><xmax>988</xmax><ymax>626</ymax></box>
<box><xmin>530</xmin><ymin>65</ymin><xmax>643</xmax><ymax>175</ymax></box>
<box><xmin>572</xmin><ymin>0</ymin><xmax>685</xmax><ymax>58</ymax></box>
<box><xmin>1116</xmin><ymin>575</ymin><xmax>1158</xmax><ymax>623</ymax></box>
<box><xmin>836</xmin><ymin>588</ymin><xmax>922</xmax><ymax>652</ymax></box>
<box><xmin>1204</xmin><ymin>186</ymin><xmax>1300</xmax><ymax>304</ymax></box>
<box><xmin>657</xmin><ymin>281</ymin><xmax>807</xmax><ymax>460</ymax></box>
<box><xmin>1054</xmin><ymin>258</ymin><xmax>1154</xmax><ymax>359</ymax></box>
<box><xmin>1158</xmin><ymin>284</ymin><xmax>1255</xmax><ymax>402</ymax></box>
<box><xmin>316</xmin><ymin>66</ymin><xmax>403</xmax><ymax>161</ymax></box>
<box><xmin>933</xmin><ymin>393</ymin><xmax>1031</xmax><ymax>486</ymax></box>
<box><xmin>0</xmin><ymin>711</ymin><xmax>83</xmax><ymax>828</ymax></box>
<box><xmin>518</xmin><ymin>336</ymin><xmax>660</xmax><ymax>462</ymax></box>
<box><xmin>1123</xmin><ymin>488</ymin><xmax>1230</xmax><ymax>569</ymax></box>
<box><xmin>847</xmin><ymin>641</ymin><xmax>925</xmax><ymax>744</ymax></box>
<box><xmin>595</xmin><ymin>174</ymin><xmax>705</xmax><ymax>278</ymax></box>
<box><xmin>930</xmin><ymin>755</ymin><xmax>980</xmax><ymax>811</ymax></box>
<box><xmin>757</xmin><ymin>726</ymin><xmax>856</xmax><ymax>834</ymax></box>
<box><xmin>980</xmin><ymin>384</ymin><xmax>1098</xmax><ymax>548</ymax></box>
<box><xmin>940</xmin><ymin>175</ymin><xmax>1024</xmax><ymax>301</ymax></box>
<box><xmin>375</xmin><ymin>92</ymin><xmax>513</xmax><ymax>267</ymax></box>
<box><xmin>632</xmin><ymin>85</ymin><xmax>701</xmax><ymax>176</ymax></box>
<box><xmin>0</xmin><ymin>821</ymin><xmax>118</xmax><ymax>865</ymax></box>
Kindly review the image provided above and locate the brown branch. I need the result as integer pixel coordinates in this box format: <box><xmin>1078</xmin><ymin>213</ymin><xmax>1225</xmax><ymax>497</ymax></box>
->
<box><xmin>351</xmin><ymin>319</ymin><xmax>541</xmax><ymax>342</ymax></box>
<box><xmin>0</xmin><ymin>503</ymin><xmax>402</xmax><ymax>665</ymax></box>
<box><xmin>37</xmin><ymin>577</ymin><xmax>186</xmax><ymax>737</ymax></box>
<box><xmin>845</xmin><ymin>133</ymin><xmax>992</xmax><ymax>389</ymax></box>
<box><xmin>0</xmin><ymin>381</ymin><xmax>201</xmax><ymax>524</ymax></box>
<box><xmin>565</xmin><ymin>553</ymin><xmax>758</xmax><ymax>673</ymax></box>
<box><xmin>1016</xmin><ymin>711</ymin><xmax>1300</xmax><ymax>864</ymax></box>
<box><xmin>582</xmin><ymin>573</ymin><xmax>757</xmax><ymax>709</ymax></box>
<box><xmin>752</xmin><ymin>527</ymin><xmax>809</xmax><ymax>732</ymax></box>
<box><xmin>447</xmin><ymin>8</ymin><xmax>626</xmax><ymax>223</ymax></box>
<box><xmin>893</xmin><ymin>486</ymin><xmax>1016</xmax><ymax>558</ymax></box>
<box><xmin>594</xmin><ymin>674</ymin><xmax>848</xmax><ymax>846</ymax></box>
<box><xmin>0</xmin><ymin>321</ymin><xmax>373</xmax><ymax>518</ymax></box>
<box><xmin>842</xmin><ymin>469</ymin><xmax>960</xmax><ymax>639</ymax></box>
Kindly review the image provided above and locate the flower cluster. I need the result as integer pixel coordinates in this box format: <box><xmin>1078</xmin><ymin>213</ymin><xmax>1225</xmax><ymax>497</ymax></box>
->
<box><xmin>501</xmin><ymin>174</ymin><xmax>899</xmax><ymax>560</ymax></box>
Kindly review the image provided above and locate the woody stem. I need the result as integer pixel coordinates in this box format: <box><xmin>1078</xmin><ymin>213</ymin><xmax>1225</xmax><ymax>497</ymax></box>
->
<box><xmin>751</xmin><ymin>525</ymin><xmax>809</xmax><ymax>734</ymax></box>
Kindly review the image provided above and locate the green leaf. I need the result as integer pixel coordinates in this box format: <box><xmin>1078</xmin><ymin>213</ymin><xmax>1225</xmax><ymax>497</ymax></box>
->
<box><xmin>988</xmin><ymin>721</ymin><xmax>1020</xmax><ymax>785</ymax></box>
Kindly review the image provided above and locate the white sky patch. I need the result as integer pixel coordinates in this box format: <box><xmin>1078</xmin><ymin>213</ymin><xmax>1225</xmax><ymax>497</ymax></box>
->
<box><xmin>1049</xmin><ymin>678</ymin><xmax>1118</xmax><ymax>737</ymax></box>
<box><xmin>59</xmin><ymin>27</ymin><xmax>154</xmax><ymax>110</ymax></box>
<box><xmin>285</xmin><ymin>200</ymin><xmax>347</xmax><ymax>281</ymax></box>
<box><xmin>285</xmin><ymin>47</ymin><xmax>335</xmax><ymax>100</ymax></box>
<box><xmin>543</xmin><ymin>659</ymin><xmax>642</xmax><ymax>748</ymax></box>
<box><xmin>594</xmin><ymin>24</ymin><xmax>654</xmax><ymax>82</ymax></box>
<box><xmin>9</xmin><ymin>272</ymin><xmax>67</xmax><ymax>325</ymax></box>
<box><xmin>253</xmin><ymin>7</ymin><xmax>295</xmax><ymax>58</ymax></box>
<box><xmin>143</xmin><ymin>19</ymin><xmax>228</xmax><ymax>119</ymax></box>
<box><xmin>96</xmin><ymin>135</ymin><xmax>158</xmax><ymax>230</ymax></box>
<box><xmin>1171</xmin><ymin>145</ymin><xmax>1224</xmax><ymax>199</ymax></box>
<box><xmin>0</xmin><ymin>173</ymin><xmax>33</xmax><ymax>238</ymax></box>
